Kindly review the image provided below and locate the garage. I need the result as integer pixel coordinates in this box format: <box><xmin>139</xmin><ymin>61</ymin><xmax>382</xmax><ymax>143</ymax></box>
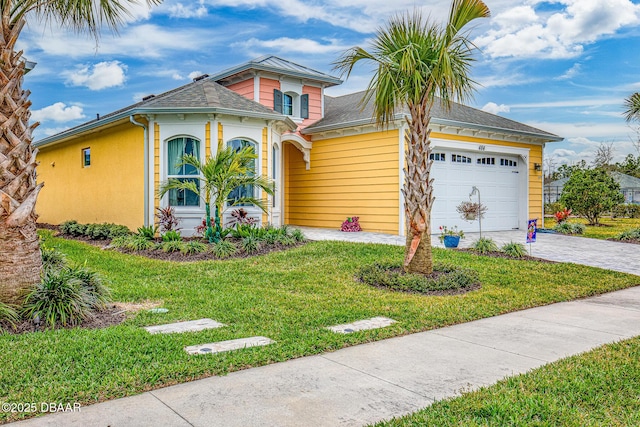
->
<box><xmin>429</xmin><ymin>147</ymin><xmax>526</xmax><ymax>232</ymax></box>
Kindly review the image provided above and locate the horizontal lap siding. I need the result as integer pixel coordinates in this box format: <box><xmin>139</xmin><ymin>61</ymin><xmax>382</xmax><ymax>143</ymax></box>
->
<box><xmin>227</xmin><ymin>79</ymin><xmax>254</xmax><ymax>101</ymax></box>
<box><xmin>285</xmin><ymin>130</ymin><xmax>399</xmax><ymax>234</ymax></box>
<box><xmin>301</xmin><ymin>85</ymin><xmax>322</xmax><ymax>127</ymax></box>
<box><xmin>259</xmin><ymin>78</ymin><xmax>279</xmax><ymax>109</ymax></box>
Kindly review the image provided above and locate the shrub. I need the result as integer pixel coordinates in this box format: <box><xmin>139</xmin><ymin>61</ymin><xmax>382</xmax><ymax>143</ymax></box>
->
<box><xmin>161</xmin><ymin>230</ymin><xmax>182</xmax><ymax>242</ymax></box>
<box><xmin>60</xmin><ymin>221</ymin><xmax>129</xmax><ymax>239</ymax></box>
<box><xmin>277</xmin><ymin>234</ymin><xmax>297</xmax><ymax>246</ymax></box>
<box><xmin>340</xmin><ymin>216</ymin><xmax>362</xmax><ymax>232</ymax></box>
<box><xmin>161</xmin><ymin>240</ymin><xmax>185</xmax><ymax>253</ymax></box>
<box><xmin>230</xmin><ymin>224</ymin><xmax>259</xmax><ymax>239</ymax></box>
<box><xmin>357</xmin><ymin>262</ymin><xmax>479</xmax><ymax>293</ymax></box>
<box><xmin>22</xmin><ymin>269</ymin><xmax>91</xmax><ymax>328</ymax></box>
<box><xmin>156</xmin><ymin>206</ymin><xmax>181</xmax><ymax>233</ymax></box>
<box><xmin>291</xmin><ymin>228</ymin><xmax>305</xmax><ymax>242</ymax></box>
<box><xmin>471</xmin><ymin>237</ymin><xmax>499</xmax><ymax>253</ymax></box>
<box><xmin>545</xmin><ymin>202</ymin><xmax>564</xmax><ymax>215</ymax></box>
<box><xmin>0</xmin><ymin>301</ymin><xmax>18</xmax><ymax>328</ymax></box>
<box><xmin>553</xmin><ymin>222</ymin><xmax>585</xmax><ymax>235</ymax></box>
<box><xmin>501</xmin><ymin>241</ymin><xmax>527</xmax><ymax>258</ymax></box>
<box><xmin>228</xmin><ymin>208</ymin><xmax>258</xmax><ymax>227</ymax></box>
<box><xmin>136</xmin><ymin>225</ymin><xmax>158</xmax><ymax>240</ymax></box>
<box><xmin>41</xmin><ymin>247</ymin><xmax>68</xmax><ymax>273</ymax></box>
<box><xmin>111</xmin><ymin>235</ymin><xmax>155</xmax><ymax>251</ymax></box>
<box><xmin>554</xmin><ymin>208</ymin><xmax>572</xmax><ymax>224</ymax></box>
<box><xmin>241</xmin><ymin>235</ymin><xmax>261</xmax><ymax>254</ymax></box>
<box><xmin>60</xmin><ymin>220</ymin><xmax>86</xmax><ymax>237</ymax></box>
<box><xmin>181</xmin><ymin>241</ymin><xmax>208</xmax><ymax>255</ymax></box>
<box><xmin>560</xmin><ymin>168</ymin><xmax>624</xmax><ymax>225</ymax></box>
<box><xmin>210</xmin><ymin>240</ymin><xmax>238</xmax><ymax>258</ymax></box>
<box><xmin>612</xmin><ymin>204</ymin><xmax>640</xmax><ymax>219</ymax></box>
<box><xmin>616</xmin><ymin>228</ymin><xmax>640</xmax><ymax>241</ymax></box>
<box><xmin>68</xmin><ymin>266</ymin><xmax>111</xmax><ymax>309</ymax></box>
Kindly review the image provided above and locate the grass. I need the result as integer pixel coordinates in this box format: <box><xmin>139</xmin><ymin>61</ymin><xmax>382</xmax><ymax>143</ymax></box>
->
<box><xmin>374</xmin><ymin>336</ymin><xmax>640</xmax><ymax>426</ymax></box>
<box><xmin>544</xmin><ymin>217</ymin><xmax>640</xmax><ymax>240</ymax></box>
<box><xmin>0</xmin><ymin>231</ymin><xmax>638</xmax><ymax>423</ymax></box>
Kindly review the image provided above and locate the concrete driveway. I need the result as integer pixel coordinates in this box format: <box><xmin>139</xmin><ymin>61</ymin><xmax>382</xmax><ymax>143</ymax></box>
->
<box><xmin>296</xmin><ymin>227</ymin><xmax>640</xmax><ymax>276</ymax></box>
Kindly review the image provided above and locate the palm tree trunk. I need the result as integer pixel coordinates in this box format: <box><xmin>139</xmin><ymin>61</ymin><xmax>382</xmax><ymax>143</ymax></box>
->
<box><xmin>403</xmin><ymin>98</ymin><xmax>435</xmax><ymax>274</ymax></box>
<box><xmin>0</xmin><ymin>16</ymin><xmax>43</xmax><ymax>303</ymax></box>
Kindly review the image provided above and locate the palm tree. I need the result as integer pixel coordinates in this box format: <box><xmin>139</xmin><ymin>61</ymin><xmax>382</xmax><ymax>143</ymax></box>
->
<box><xmin>0</xmin><ymin>0</ymin><xmax>160</xmax><ymax>304</ymax></box>
<box><xmin>334</xmin><ymin>0</ymin><xmax>490</xmax><ymax>275</ymax></box>
<box><xmin>624</xmin><ymin>93</ymin><xmax>640</xmax><ymax>123</ymax></box>
<box><xmin>159</xmin><ymin>146</ymin><xmax>274</xmax><ymax>242</ymax></box>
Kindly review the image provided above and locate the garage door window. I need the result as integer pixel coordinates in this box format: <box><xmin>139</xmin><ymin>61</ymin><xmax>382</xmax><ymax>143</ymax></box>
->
<box><xmin>452</xmin><ymin>154</ymin><xmax>472</xmax><ymax>163</ymax></box>
<box><xmin>430</xmin><ymin>152</ymin><xmax>446</xmax><ymax>161</ymax></box>
<box><xmin>477</xmin><ymin>157</ymin><xmax>496</xmax><ymax>165</ymax></box>
<box><xmin>500</xmin><ymin>159</ymin><xmax>517</xmax><ymax>167</ymax></box>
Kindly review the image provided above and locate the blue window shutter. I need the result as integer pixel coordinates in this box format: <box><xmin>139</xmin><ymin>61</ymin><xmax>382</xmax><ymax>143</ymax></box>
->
<box><xmin>300</xmin><ymin>94</ymin><xmax>309</xmax><ymax>119</ymax></box>
<box><xmin>273</xmin><ymin>89</ymin><xmax>283</xmax><ymax>113</ymax></box>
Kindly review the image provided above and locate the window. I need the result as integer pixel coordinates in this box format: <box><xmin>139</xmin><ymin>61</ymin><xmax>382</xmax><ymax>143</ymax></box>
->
<box><xmin>273</xmin><ymin>89</ymin><xmax>309</xmax><ymax>119</ymax></box>
<box><xmin>167</xmin><ymin>137</ymin><xmax>200</xmax><ymax>207</ymax></box>
<box><xmin>500</xmin><ymin>158</ymin><xmax>518</xmax><ymax>167</ymax></box>
<box><xmin>477</xmin><ymin>157</ymin><xmax>496</xmax><ymax>165</ymax></box>
<box><xmin>430</xmin><ymin>152</ymin><xmax>446</xmax><ymax>161</ymax></box>
<box><xmin>82</xmin><ymin>148</ymin><xmax>90</xmax><ymax>167</ymax></box>
<box><xmin>227</xmin><ymin>138</ymin><xmax>257</xmax><ymax>206</ymax></box>
<box><xmin>451</xmin><ymin>154</ymin><xmax>472</xmax><ymax>163</ymax></box>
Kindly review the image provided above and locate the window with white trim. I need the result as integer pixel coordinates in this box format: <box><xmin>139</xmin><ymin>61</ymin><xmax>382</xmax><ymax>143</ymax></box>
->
<box><xmin>500</xmin><ymin>158</ymin><xmax>518</xmax><ymax>167</ymax></box>
<box><xmin>451</xmin><ymin>154</ymin><xmax>472</xmax><ymax>164</ymax></box>
<box><xmin>167</xmin><ymin>137</ymin><xmax>200</xmax><ymax>207</ymax></box>
<box><xmin>227</xmin><ymin>138</ymin><xmax>257</xmax><ymax>206</ymax></box>
<box><xmin>430</xmin><ymin>152</ymin><xmax>446</xmax><ymax>161</ymax></box>
<box><xmin>477</xmin><ymin>157</ymin><xmax>496</xmax><ymax>165</ymax></box>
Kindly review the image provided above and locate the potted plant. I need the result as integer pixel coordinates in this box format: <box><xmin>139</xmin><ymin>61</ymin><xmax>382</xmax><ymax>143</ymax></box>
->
<box><xmin>456</xmin><ymin>201</ymin><xmax>487</xmax><ymax>221</ymax></box>
<box><xmin>439</xmin><ymin>226</ymin><xmax>465</xmax><ymax>248</ymax></box>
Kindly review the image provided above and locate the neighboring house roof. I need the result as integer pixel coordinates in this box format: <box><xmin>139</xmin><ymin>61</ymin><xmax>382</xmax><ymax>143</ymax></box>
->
<box><xmin>302</xmin><ymin>90</ymin><xmax>562</xmax><ymax>141</ymax></box>
<box><xmin>211</xmin><ymin>55</ymin><xmax>343</xmax><ymax>87</ymax></box>
<box><xmin>547</xmin><ymin>172</ymin><xmax>640</xmax><ymax>189</ymax></box>
<box><xmin>35</xmin><ymin>78</ymin><xmax>294</xmax><ymax>147</ymax></box>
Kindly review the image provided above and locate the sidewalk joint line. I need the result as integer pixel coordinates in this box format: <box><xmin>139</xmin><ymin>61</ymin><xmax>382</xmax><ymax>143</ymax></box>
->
<box><xmin>149</xmin><ymin>391</ymin><xmax>195</xmax><ymax>427</ymax></box>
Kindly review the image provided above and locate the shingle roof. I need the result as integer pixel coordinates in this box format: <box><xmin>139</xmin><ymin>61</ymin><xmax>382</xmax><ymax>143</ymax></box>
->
<box><xmin>211</xmin><ymin>55</ymin><xmax>342</xmax><ymax>86</ymax></box>
<box><xmin>303</xmin><ymin>90</ymin><xmax>562</xmax><ymax>141</ymax></box>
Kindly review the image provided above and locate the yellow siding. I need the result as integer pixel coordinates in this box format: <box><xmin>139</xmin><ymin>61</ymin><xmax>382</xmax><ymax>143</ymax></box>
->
<box><xmin>36</xmin><ymin>123</ymin><xmax>144</xmax><ymax>230</ymax></box>
<box><xmin>217</xmin><ymin>122</ymin><xmax>223</xmax><ymax>151</ymax></box>
<box><xmin>154</xmin><ymin>123</ymin><xmax>160</xmax><ymax>214</ymax></box>
<box><xmin>430</xmin><ymin>132</ymin><xmax>544</xmax><ymax>220</ymax></box>
<box><xmin>205</xmin><ymin>122</ymin><xmax>211</xmax><ymax>159</ymax></box>
<box><xmin>262</xmin><ymin>127</ymin><xmax>268</xmax><ymax>223</ymax></box>
<box><xmin>285</xmin><ymin>130</ymin><xmax>400</xmax><ymax>234</ymax></box>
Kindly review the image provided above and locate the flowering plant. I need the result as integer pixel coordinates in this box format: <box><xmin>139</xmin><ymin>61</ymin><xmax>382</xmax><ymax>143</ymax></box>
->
<box><xmin>554</xmin><ymin>208</ymin><xmax>572</xmax><ymax>224</ymax></box>
<box><xmin>341</xmin><ymin>216</ymin><xmax>362</xmax><ymax>232</ymax></box>
<box><xmin>438</xmin><ymin>225</ymin><xmax>465</xmax><ymax>243</ymax></box>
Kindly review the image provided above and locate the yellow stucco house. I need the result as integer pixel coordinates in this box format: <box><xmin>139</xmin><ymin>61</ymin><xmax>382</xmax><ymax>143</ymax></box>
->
<box><xmin>35</xmin><ymin>56</ymin><xmax>562</xmax><ymax>236</ymax></box>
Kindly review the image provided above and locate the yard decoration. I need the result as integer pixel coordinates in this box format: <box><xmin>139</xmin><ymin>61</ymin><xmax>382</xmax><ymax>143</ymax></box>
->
<box><xmin>341</xmin><ymin>216</ymin><xmax>362</xmax><ymax>232</ymax></box>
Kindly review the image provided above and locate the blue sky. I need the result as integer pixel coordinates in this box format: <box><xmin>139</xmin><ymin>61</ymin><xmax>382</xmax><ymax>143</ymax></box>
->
<box><xmin>20</xmin><ymin>0</ymin><xmax>640</xmax><ymax>170</ymax></box>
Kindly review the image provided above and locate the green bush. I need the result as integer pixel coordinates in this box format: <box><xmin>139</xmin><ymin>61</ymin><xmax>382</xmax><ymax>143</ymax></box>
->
<box><xmin>161</xmin><ymin>230</ymin><xmax>182</xmax><ymax>242</ymax></box>
<box><xmin>22</xmin><ymin>269</ymin><xmax>91</xmax><ymax>328</ymax></box>
<box><xmin>60</xmin><ymin>220</ymin><xmax>87</xmax><ymax>237</ymax></box>
<box><xmin>181</xmin><ymin>241</ymin><xmax>207</xmax><ymax>255</ymax></box>
<box><xmin>501</xmin><ymin>241</ymin><xmax>527</xmax><ymax>258</ymax></box>
<box><xmin>210</xmin><ymin>240</ymin><xmax>238</xmax><ymax>258</ymax></box>
<box><xmin>544</xmin><ymin>202</ymin><xmax>564</xmax><ymax>215</ymax></box>
<box><xmin>471</xmin><ymin>237</ymin><xmax>499</xmax><ymax>253</ymax></box>
<box><xmin>612</xmin><ymin>204</ymin><xmax>640</xmax><ymax>219</ymax></box>
<box><xmin>560</xmin><ymin>168</ymin><xmax>624</xmax><ymax>225</ymax></box>
<box><xmin>553</xmin><ymin>222</ymin><xmax>586</xmax><ymax>235</ymax></box>
<box><xmin>110</xmin><ymin>235</ymin><xmax>154</xmax><ymax>251</ymax></box>
<box><xmin>41</xmin><ymin>247</ymin><xmax>68</xmax><ymax>273</ymax></box>
<box><xmin>68</xmin><ymin>266</ymin><xmax>111</xmax><ymax>309</ymax></box>
<box><xmin>616</xmin><ymin>227</ymin><xmax>640</xmax><ymax>241</ymax></box>
<box><xmin>291</xmin><ymin>229</ymin><xmax>305</xmax><ymax>242</ymax></box>
<box><xmin>136</xmin><ymin>225</ymin><xmax>158</xmax><ymax>240</ymax></box>
<box><xmin>60</xmin><ymin>221</ymin><xmax>130</xmax><ymax>239</ymax></box>
<box><xmin>357</xmin><ymin>262</ymin><xmax>479</xmax><ymax>293</ymax></box>
<box><xmin>0</xmin><ymin>302</ymin><xmax>18</xmax><ymax>328</ymax></box>
<box><xmin>242</xmin><ymin>235</ymin><xmax>261</xmax><ymax>254</ymax></box>
<box><xmin>161</xmin><ymin>240</ymin><xmax>185</xmax><ymax>253</ymax></box>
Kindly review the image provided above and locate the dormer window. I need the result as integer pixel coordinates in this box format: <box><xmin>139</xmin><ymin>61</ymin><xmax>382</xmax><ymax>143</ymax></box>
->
<box><xmin>274</xmin><ymin>89</ymin><xmax>309</xmax><ymax>119</ymax></box>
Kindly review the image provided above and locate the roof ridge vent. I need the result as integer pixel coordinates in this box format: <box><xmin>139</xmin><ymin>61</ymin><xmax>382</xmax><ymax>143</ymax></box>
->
<box><xmin>193</xmin><ymin>74</ymin><xmax>209</xmax><ymax>82</ymax></box>
<box><xmin>142</xmin><ymin>94</ymin><xmax>155</xmax><ymax>101</ymax></box>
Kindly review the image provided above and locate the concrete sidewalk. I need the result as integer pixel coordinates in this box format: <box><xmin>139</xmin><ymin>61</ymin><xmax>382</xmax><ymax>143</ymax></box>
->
<box><xmin>14</xmin><ymin>286</ymin><xmax>640</xmax><ymax>427</ymax></box>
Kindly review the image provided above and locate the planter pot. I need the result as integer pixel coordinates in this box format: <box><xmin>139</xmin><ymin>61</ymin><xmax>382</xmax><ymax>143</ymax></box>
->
<box><xmin>443</xmin><ymin>235</ymin><xmax>460</xmax><ymax>248</ymax></box>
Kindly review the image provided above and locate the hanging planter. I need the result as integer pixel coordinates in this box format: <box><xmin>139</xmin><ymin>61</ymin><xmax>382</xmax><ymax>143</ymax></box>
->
<box><xmin>456</xmin><ymin>201</ymin><xmax>487</xmax><ymax>222</ymax></box>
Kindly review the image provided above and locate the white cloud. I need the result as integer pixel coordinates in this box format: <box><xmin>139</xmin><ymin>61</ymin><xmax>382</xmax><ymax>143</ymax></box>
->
<box><xmin>510</xmin><ymin>98</ymin><xmax>622</xmax><ymax>109</ymax></box>
<box><xmin>64</xmin><ymin>61</ymin><xmax>127</xmax><ymax>90</ymax></box>
<box><xmin>233</xmin><ymin>37</ymin><xmax>348</xmax><ymax>55</ymax></box>
<box><xmin>31</xmin><ymin>102</ymin><xmax>85</xmax><ymax>123</ymax></box>
<box><xmin>188</xmin><ymin>71</ymin><xmax>204</xmax><ymax>80</ymax></box>
<box><xmin>476</xmin><ymin>0</ymin><xmax>640</xmax><ymax>59</ymax></box>
<box><xmin>557</xmin><ymin>63</ymin><xmax>581</xmax><ymax>80</ymax></box>
<box><xmin>169</xmin><ymin>0</ymin><xmax>207</xmax><ymax>18</ymax></box>
<box><xmin>481</xmin><ymin>102</ymin><xmax>510</xmax><ymax>115</ymax></box>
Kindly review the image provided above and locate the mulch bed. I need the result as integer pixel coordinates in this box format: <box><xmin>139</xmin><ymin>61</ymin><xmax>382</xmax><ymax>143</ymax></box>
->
<box><xmin>607</xmin><ymin>238</ymin><xmax>640</xmax><ymax>245</ymax></box>
<box><xmin>0</xmin><ymin>304</ymin><xmax>127</xmax><ymax>335</ymax></box>
<box><xmin>455</xmin><ymin>248</ymin><xmax>556</xmax><ymax>263</ymax></box>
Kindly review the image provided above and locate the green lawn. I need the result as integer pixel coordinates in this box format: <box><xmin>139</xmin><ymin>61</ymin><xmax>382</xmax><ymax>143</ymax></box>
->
<box><xmin>1</xmin><ymin>233</ymin><xmax>638</xmax><ymax>423</ymax></box>
<box><xmin>544</xmin><ymin>216</ymin><xmax>640</xmax><ymax>240</ymax></box>
<box><xmin>374</xmin><ymin>336</ymin><xmax>640</xmax><ymax>426</ymax></box>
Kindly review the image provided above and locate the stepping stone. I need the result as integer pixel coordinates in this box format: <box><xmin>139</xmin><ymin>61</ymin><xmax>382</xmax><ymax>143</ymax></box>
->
<box><xmin>327</xmin><ymin>316</ymin><xmax>397</xmax><ymax>334</ymax></box>
<box><xmin>185</xmin><ymin>336</ymin><xmax>274</xmax><ymax>355</ymax></box>
<box><xmin>144</xmin><ymin>318</ymin><xmax>225</xmax><ymax>335</ymax></box>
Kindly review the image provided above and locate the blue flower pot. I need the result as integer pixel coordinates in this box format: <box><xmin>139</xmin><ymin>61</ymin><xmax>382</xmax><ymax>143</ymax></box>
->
<box><xmin>443</xmin><ymin>235</ymin><xmax>460</xmax><ymax>248</ymax></box>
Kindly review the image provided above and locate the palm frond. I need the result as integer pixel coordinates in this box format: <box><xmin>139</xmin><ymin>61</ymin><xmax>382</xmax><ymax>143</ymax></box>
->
<box><xmin>624</xmin><ymin>93</ymin><xmax>640</xmax><ymax>123</ymax></box>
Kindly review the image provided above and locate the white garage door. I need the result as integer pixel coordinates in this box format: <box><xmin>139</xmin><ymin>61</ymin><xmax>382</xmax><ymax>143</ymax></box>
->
<box><xmin>429</xmin><ymin>150</ymin><xmax>523</xmax><ymax>232</ymax></box>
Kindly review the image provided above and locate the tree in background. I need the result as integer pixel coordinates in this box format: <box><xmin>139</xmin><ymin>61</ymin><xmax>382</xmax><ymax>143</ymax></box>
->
<box><xmin>0</xmin><ymin>0</ymin><xmax>160</xmax><ymax>304</ymax></box>
<box><xmin>560</xmin><ymin>168</ymin><xmax>624</xmax><ymax>225</ymax></box>
<box><xmin>334</xmin><ymin>0</ymin><xmax>490</xmax><ymax>274</ymax></box>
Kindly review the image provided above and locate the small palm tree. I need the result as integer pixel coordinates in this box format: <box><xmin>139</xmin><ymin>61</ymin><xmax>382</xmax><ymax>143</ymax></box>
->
<box><xmin>0</xmin><ymin>0</ymin><xmax>160</xmax><ymax>304</ymax></box>
<box><xmin>159</xmin><ymin>146</ymin><xmax>274</xmax><ymax>242</ymax></box>
<box><xmin>334</xmin><ymin>0</ymin><xmax>490</xmax><ymax>274</ymax></box>
<box><xmin>624</xmin><ymin>93</ymin><xmax>640</xmax><ymax>123</ymax></box>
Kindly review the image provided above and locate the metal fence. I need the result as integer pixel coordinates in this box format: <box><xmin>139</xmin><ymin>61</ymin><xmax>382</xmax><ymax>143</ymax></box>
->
<box><xmin>545</xmin><ymin>186</ymin><xmax>640</xmax><ymax>204</ymax></box>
